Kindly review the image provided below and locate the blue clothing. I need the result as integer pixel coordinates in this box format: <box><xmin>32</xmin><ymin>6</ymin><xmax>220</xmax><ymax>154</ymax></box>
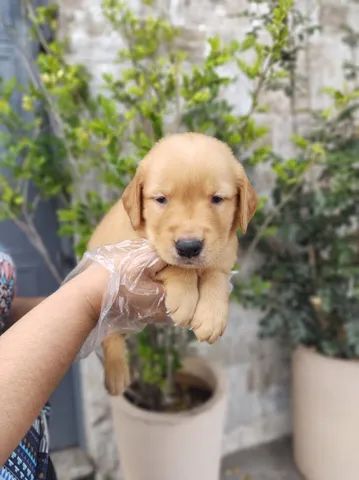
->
<box><xmin>0</xmin><ymin>251</ymin><xmax>51</xmax><ymax>480</ymax></box>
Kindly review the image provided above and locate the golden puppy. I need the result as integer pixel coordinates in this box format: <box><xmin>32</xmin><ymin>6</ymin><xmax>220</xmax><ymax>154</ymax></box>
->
<box><xmin>88</xmin><ymin>132</ymin><xmax>257</xmax><ymax>395</ymax></box>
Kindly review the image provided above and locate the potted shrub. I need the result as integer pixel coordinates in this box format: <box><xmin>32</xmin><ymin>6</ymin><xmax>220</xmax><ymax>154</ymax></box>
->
<box><xmin>237</xmin><ymin>79</ymin><xmax>359</xmax><ymax>479</ymax></box>
<box><xmin>0</xmin><ymin>0</ymin><xmax>300</xmax><ymax>478</ymax></box>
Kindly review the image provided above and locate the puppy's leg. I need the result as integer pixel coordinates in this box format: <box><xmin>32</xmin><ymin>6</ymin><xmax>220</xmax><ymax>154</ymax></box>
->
<box><xmin>157</xmin><ymin>266</ymin><xmax>199</xmax><ymax>327</ymax></box>
<box><xmin>102</xmin><ymin>333</ymin><xmax>130</xmax><ymax>396</ymax></box>
<box><xmin>191</xmin><ymin>270</ymin><xmax>230</xmax><ymax>344</ymax></box>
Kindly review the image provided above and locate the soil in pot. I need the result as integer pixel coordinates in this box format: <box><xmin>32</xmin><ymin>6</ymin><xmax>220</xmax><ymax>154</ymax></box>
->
<box><xmin>124</xmin><ymin>371</ymin><xmax>213</xmax><ymax>413</ymax></box>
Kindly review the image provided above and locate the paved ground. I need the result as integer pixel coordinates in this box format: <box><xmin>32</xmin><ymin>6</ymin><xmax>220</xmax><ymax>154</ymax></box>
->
<box><xmin>52</xmin><ymin>448</ymin><xmax>94</xmax><ymax>480</ymax></box>
<box><xmin>52</xmin><ymin>436</ymin><xmax>303</xmax><ymax>480</ymax></box>
<box><xmin>221</xmin><ymin>437</ymin><xmax>303</xmax><ymax>480</ymax></box>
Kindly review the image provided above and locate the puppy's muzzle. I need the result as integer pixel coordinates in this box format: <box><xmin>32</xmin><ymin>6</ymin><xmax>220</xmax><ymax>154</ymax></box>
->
<box><xmin>175</xmin><ymin>238</ymin><xmax>203</xmax><ymax>258</ymax></box>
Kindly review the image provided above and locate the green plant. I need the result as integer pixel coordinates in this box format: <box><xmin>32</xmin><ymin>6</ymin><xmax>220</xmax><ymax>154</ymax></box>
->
<box><xmin>0</xmin><ymin>0</ymin><xmax>308</xmax><ymax>409</ymax></box>
<box><xmin>235</xmin><ymin>82</ymin><xmax>359</xmax><ymax>358</ymax></box>
<box><xmin>230</xmin><ymin>7</ymin><xmax>359</xmax><ymax>360</ymax></box>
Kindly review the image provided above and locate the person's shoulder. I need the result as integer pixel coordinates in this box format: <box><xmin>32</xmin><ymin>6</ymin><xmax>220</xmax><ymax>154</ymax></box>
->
<box><xmin>0</xmin><ymin>249</ymin><xmax>14</xmax><ymax>266</ymax></box>
<box><xmin>0</xmin><ymin>249</ymin><xmax>15</xmax><ymax>282</ymax></box>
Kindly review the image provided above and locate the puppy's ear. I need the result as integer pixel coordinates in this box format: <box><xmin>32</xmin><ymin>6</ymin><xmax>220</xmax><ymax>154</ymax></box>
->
<box><xmin>122</xmin><ymin>170</ymin><xmax>144</xmax><ymax>230</ymax></box>
<box><xmin>233</xmin><ymin>163</ymin><xmax>258</xmax><ymax>234</ymax></box>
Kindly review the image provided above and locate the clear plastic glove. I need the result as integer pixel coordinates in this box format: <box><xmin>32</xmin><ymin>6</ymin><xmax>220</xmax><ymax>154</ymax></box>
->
<box><xmin>64</xmin><ymin>239</ymin><xmax>169</xmax><ymax>358</ymax></box>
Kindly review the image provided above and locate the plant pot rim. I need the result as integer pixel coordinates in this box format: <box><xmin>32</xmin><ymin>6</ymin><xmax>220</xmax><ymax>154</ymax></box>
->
<box><xmin>111</xmin><ymin>356</ymin><xmax>227</xmax><ymax>425</ymax></box>
<box><xmin>294</xmin><ymin>345</ymin><xmax>359</xmax><ymax>367</ymax></box>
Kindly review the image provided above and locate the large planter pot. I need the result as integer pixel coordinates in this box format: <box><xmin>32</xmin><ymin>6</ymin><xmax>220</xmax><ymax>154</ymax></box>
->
<box><xmin>293</xmin><ymin>346</ymin><xmax>359</xmax><ymax>480</ymax></box>
<box><xmin>110</xmin><ymin>356</ymin><xmax>227</xmax><ymax>480</ymax></box>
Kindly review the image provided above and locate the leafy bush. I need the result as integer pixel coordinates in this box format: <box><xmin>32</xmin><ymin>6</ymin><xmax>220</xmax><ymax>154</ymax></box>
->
<box><xmin>236</xmin><ymin>83</ymin><xmax>359</xmax><ymax>358</ymax></box>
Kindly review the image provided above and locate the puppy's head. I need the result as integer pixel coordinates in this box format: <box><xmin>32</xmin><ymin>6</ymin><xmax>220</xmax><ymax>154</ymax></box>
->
<box><xmin>123</xmin><ymin>133</ymin><xmax>257</xmax><ymax>268</ymax></box>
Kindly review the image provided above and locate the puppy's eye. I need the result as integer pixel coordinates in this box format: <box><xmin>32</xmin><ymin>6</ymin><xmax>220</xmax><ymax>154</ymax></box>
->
<box><xmin>211</xmin><ymin>195</ymin><xmax>224</xmax><ymax>205</ymax></box>
<box><xmin>154</xmin><ymin>196</ymin><xmax>168</xmax><ymax>205</ymax></box>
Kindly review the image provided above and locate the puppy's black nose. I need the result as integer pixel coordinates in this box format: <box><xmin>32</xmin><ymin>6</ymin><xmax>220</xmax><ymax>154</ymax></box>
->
<box><xmin>175</xmin><ymin>238</ymin><xmax>203</xmax><ymax>258</ymax></box>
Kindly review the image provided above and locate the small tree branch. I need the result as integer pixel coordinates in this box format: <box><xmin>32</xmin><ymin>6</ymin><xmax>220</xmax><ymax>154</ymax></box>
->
<box><xmin>243</xmin><ymin>157</ymin><xmax>316</xmax><ymax>263</ymax></box>
<box><xmin>22</xmin><ymin>0</ymin><xmax>53</xmax><ymax>56</ymax></box>
<box><xmin>170</xmin><ymin>55</ymin><xmax>183</xmax><ymax>133</ymax></box>
<box><xmin>13</xmin><ymin>216</ymin><xmax>62</xmax><ymax>283</ymax></box>
<box><xmin>30</xmin><ymin>194</ymin><xmax>41</xmax><ymax>221</ymax></box>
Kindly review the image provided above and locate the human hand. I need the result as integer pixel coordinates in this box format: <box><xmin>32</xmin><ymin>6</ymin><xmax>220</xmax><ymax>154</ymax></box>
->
<box><xmin>65</xmin><ymin>239</ymin><xmax>169</xmax><ymax>357</ymax></box>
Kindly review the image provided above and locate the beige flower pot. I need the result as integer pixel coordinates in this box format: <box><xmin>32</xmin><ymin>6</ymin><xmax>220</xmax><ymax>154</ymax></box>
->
<box><xmin>110</xmin><ymin>357</ymin><xmax>227</xmax><ymax>480</ymax></box>
<box><xmin>293</xmin><ymin>346</ymin><xmax>359</xmax><ymax>480</ymax></box>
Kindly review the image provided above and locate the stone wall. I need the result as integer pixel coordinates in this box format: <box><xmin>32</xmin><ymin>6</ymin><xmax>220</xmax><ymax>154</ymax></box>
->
<box><xmin>59</xmin><ymin>0</ymin><xmax>359</xmax><ymax>477</ymax></box>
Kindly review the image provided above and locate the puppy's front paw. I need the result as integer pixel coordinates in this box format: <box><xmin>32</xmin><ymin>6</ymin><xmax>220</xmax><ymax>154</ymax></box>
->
<box><xmin>104</xmin><ymin>358</ymin><xmax>130</xmax><ymax>396</ymax></box>
<box><xmin>165</xmin><ymin>287</ymin><xmax>198</xmax><ymax>327</ymax></box>
<box><xmin>157</xmin><ymin>267</ymin><xmax>199</xmax><ymax>327</ymax></box>
<box><xmin>191</xmin><ymin>301</ymin><xmax>228</xmax><ymax>344</ymax></box>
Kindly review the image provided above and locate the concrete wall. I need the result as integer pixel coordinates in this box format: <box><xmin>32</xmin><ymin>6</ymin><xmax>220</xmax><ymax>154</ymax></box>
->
<box><xmin>59</xmin><ymin>0</ymin><xmax>359</xmax><ymax>477</ymax></box>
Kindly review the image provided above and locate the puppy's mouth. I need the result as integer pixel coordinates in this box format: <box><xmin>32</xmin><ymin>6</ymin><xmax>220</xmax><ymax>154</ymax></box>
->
<box><xmin>174</xmin><ymin>256</ymin><xmax>205</xmax><ymax>268</ymax></box>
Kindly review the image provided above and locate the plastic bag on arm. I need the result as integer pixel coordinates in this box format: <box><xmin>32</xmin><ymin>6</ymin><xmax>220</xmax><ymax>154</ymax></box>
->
<box><xmin>64</xmin><ymin>239</ymin><xmax>169</xmax><ymax>358</ymax></box>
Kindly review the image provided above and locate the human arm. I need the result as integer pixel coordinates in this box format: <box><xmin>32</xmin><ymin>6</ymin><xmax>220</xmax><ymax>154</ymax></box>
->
<box><xmin>0</xmin><ymin>263</ymin><xmax>107</xmax><ymax>464</ymax></box>
<box><xmin>9</xmin><ymin>296</ymin><xmax>45</xmax><ymax>324</ymax></box>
